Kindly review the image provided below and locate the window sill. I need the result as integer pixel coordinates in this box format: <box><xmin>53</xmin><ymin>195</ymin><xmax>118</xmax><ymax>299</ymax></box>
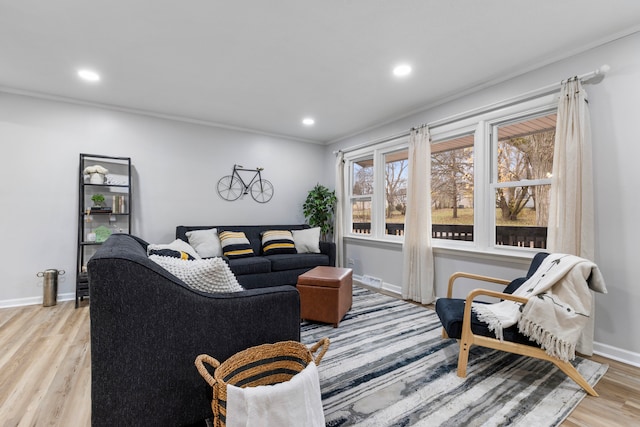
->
<box><xmin>344</xmin><ymin>234</ymin><xmax>403</xmax><ymax>250</ymax></box>
<box><xmin>433</xmin><ymin>245</ymin><xmax>535</xmax><ymax>265</ymax></box>
<box><xmin>343</xmin><ymin>234</ymin><xmax>538</xmax><ymax>264</ymax></box>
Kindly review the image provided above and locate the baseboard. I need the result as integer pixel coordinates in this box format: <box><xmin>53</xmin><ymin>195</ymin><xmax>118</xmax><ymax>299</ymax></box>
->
<box><xmin>593</xmin><ymin>341</ymin><xmax>640</xmax><ymax>368</ymax></box>
<box><xmin>0</xmin><ymin>292</ymin><xmax>75</xmax><ymax>309</ymax></box>
<box><xmin>382</xmin><ymin>282</ymin><xmax>401</xmax><ymax>295</ymax></box>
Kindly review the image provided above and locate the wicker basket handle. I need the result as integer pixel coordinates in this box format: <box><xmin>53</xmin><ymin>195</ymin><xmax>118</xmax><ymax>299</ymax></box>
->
<box><xmin>194</xmin><ymin>354</ymin><xmax>221</xmax><ymax>387</ymax></box>
<box><xmin>309</xmin><ymin>337</ymin><xmax>330</xmax><ymax>365</ymax></box>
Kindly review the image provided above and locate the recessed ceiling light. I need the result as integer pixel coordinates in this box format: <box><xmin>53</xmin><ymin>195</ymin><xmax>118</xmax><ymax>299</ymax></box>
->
<box><xmin>302</xmin><ymin>118</ymin><xmax>315</xmax><ymax>126</ymax></box>
<box><xmin>393</xmin><ymin>64</ymin><xmax>412</xmax><ymax>77</ymax></box>
<box><xmin>77</xmin><ymin>69</ymin><xmax>101</xmax><ymax>82</ymax></box>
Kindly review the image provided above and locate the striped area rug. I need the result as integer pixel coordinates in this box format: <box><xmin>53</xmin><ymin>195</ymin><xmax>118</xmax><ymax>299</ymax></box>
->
<box><xmin>300</xmin><ymin>286</ymin><xmax>608</xmax><ymax>427</ymax></box>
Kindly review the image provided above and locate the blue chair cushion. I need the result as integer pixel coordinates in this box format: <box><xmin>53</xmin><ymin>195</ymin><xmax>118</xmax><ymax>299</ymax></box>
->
<box><xmin>435</xmin><ymin>298</ymin><xmax>539</xmax><ymax>346</ymax></box>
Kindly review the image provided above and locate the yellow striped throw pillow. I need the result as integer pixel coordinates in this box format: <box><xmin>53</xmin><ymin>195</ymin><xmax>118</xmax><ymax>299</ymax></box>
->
<box><xmin>219</xmin><ymin>231</ymin><xmax>255</xmax><ymax>259</ymax></box>
<box><xmin>261</xmin><ymin>230</ymin><xmax>297</xmax><ymax>255</ymax></box>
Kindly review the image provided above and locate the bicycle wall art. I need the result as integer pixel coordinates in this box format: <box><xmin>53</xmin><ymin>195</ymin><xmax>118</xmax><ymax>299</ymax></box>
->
<box><xmin>216</xmin><ymin>164</ymin><xmax>274</xmax><ymax>203</ymax></box>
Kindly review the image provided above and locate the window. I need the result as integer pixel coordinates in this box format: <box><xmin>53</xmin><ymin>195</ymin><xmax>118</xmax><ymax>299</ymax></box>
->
<box><xmin>351</xmin><ymin>157</ymin><xmax>373</xmax><ymax>234</ymax></box>
<box><xmin>343</xmin><ymin>93</ymin><xmax>557</xmax><ymax>253</ymax></box>
<box><xmin>492</xmin><ymin>112</ymin><xmax>556</xmax><ymax>248</ymax></box>
<box><xmin>431</xmin><ymin>134</ymin><xmax>474</xmax><ymax>241</ymax></box>
<box><xmin>384</xmin><ymin>149</ymin><xmax>408</xmax><ymax>236</ymax></box>
<box><xmin>346</xmin><ymin>137</ymin><xmax>408</xmax><ymax>239</ymax></box>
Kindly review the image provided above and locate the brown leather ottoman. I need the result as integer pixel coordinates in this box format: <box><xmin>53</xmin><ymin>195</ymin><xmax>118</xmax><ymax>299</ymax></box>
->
<box><xmin>297</xmin><ymin>266</ymin><xmax>353</xmax><ymax>327</ymax></box>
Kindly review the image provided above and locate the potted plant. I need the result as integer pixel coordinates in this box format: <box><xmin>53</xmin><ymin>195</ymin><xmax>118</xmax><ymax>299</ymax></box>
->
<box><xmin>303</xmin><ymin>184</ymin><xmax>337</xmax><ymax>240</ymax></box>
<box><xmin>91</xmin><ymin>193</ymin><xmax>105</xmax><ymax>208</ymax></box>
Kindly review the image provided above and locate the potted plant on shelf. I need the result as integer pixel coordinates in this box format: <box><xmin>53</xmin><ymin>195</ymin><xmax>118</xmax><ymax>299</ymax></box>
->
<box><xmin>91</xmin><ymin>194</ymin><xmax>106</xmax><ymax>209</ymax></box>
<box><xmin>303</xmin><ymin>184</ymin><xmax>337</xmax><ymax>240</ymax></box>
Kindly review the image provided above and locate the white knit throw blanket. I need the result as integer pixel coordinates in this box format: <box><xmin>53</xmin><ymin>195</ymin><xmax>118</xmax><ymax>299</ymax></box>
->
<box><xmin>472</xmin><ymin>254</ymin><xmax>607</xmax><ymax>362</ymax></box>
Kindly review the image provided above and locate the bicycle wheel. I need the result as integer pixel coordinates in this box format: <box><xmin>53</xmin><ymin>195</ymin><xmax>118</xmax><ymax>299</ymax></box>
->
<box><xmin>250</xmin><ymin>179</ymin><xmax>274</xmax><ymax>203</ymax></box>
<box><xmin>217</xmin><ymin>175</ymin><xmax>243</xmax><ymax>201</ymax></box>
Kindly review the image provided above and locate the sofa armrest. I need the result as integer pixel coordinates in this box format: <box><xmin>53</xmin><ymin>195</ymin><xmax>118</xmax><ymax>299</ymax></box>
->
<box><xmin>88</xmin><ymin>254</ymin><xmax>300</xmax><ymax>427</ymax></box>
<box><xmin>320</xmin><ymin>240</ymin><xmax>336</xmax><ymax>266</ymax></box>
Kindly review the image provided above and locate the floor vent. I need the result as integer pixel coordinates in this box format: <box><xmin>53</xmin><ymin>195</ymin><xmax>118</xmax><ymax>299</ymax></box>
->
<box><xmin>361</xmin><ymin>275</ymin><xmax>383</xmax><ymax>288</ymax></box>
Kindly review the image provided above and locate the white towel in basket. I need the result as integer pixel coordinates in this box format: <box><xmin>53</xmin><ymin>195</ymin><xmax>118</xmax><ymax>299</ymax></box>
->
<box><xmin>226</xmin><ymin>361</ymin><xmax>325</xmax><ymax>427</ymax></box>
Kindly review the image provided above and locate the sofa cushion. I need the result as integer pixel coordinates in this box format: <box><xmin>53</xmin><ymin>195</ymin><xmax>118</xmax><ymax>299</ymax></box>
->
<box><xmin>261</xmin><ymin>230</ymin><xmax>297</xmax><ymax>255</ymax></box>
<box><xmin>149</xmin><ymin>255</ymin><xmax>244</xmax><ymax>293</ymax></box>
<box><xmin>228</xmin><ymin>256</ymin><xmax>272</xmax><ymax>275</ymax></box>
<box><xmin>267</xmin><ymin>253</ymin><xmax>330</xmax><ymax>272</ymax></box>
<box><xmin>147</xmin><ymin>239</ymin><xmax>201</xmax><ymax>260</ymax></box>
<box><xmin>186</xmin><ymin>228</ymin><xmax>223</xmax><ymax>258</ymax></box>
<box><xmin>219</xmin><ymin>231</ymin><xmax>255</xmax><ymax>259</ymax></box>
<box><xmin>292</xmin><ymin>227</ymin><xmax>321</xmax><ymax>253</ymax></box>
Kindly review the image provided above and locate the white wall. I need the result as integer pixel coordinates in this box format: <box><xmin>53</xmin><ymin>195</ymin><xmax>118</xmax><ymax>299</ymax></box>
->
<box><xmin>0</xmin><ymin>93</ymin><xmax>325</xmax><ymax>305</ymax></box>
<box><xmin>326</xmin><ymin>32</ymin><xmax>640</xmax><ymax>364</ymax></box>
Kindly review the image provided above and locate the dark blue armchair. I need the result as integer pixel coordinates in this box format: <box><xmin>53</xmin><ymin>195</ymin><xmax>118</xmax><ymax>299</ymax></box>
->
<box><xmin>435</xmin><ymin>252</ymin><xmax>598</xmax><ymax>396</ymax></box>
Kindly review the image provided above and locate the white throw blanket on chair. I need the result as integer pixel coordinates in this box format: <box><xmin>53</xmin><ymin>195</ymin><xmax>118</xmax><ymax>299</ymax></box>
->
<box><xmin>226</xmin><ymin>361</ymin><xmax>325</xmax><ymax>427</ymax></box>
<box><xmin>472</xmin><ymin>253</ymin><xmax>607</xmax><ymax>362</ymax></box>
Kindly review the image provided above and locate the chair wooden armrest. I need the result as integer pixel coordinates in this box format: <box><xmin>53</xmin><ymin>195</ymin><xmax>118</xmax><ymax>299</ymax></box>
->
<box><xmin>441</xmin><ymin>273</ymin><xmax>512</xmax><ymax>339</ymax></box>
<box><xmin>447</xmin><ymin>272</ymin><xmax>511</xmax><ymax>298</ymax></box>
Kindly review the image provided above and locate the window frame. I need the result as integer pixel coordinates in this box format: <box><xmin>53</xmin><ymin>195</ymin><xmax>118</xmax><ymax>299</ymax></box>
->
<box><xmin>349</xmin><ymin>154</ymin><xmax>373</xmax><ymax>235</ymax></box>
<box><xmin>430</xmin><ymin>124</ymin><xmax>478</xmax><ymax>247</ymax></box>
<box><xmin>345</xmin><ymin>136</ymin><xmax>408</xmax><ymax>242</ymax></box>
<box><xmin>488</xmin><ymin>109</ymin><xmax>556</xmax><ymax>249</ymax></box>
<box><xmin>342</xmin><ymin>93</ymin><xmax>558</xmax><ymax>257</ymax></box>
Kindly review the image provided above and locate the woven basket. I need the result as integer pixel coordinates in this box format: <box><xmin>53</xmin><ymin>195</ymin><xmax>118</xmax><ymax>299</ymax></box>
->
<box><xmin>195</xmin><ymin>338</ymin><xmax>330</xmax><ymax>427</ymax></box>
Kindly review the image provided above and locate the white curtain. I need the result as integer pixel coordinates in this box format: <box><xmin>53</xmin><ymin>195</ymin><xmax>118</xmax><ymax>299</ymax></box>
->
<box><xmin>547</xmin><ymin>78</ymin><xmax>596</xmax><ymax>354</ymax></box>
<box><xmin>401</xmin><ymin>126</ymin><xmax>435</xmax><ymax>304</ymax></box>
<box><xmin>334</xmin><ymin>151</ymin><xmax>345</xmax><ymax>267</ymax></box>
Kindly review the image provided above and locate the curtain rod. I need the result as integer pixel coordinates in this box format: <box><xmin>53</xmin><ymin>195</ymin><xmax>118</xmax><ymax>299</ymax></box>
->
<box><xmin>335</xmin><ymin>64</ymin><xmax>609</xmax><ymax>155</ymax></box>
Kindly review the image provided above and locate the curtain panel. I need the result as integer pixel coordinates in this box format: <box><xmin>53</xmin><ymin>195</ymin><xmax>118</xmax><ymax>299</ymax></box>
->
<box><xmin>548</xmin><ymin>78</ymin><xmax>597</xmax><ymax>355</ymax></box>
<box><xmin>334</xmin><ymin>151</ymin><xmax>345</xmax><ymax>268</ymax></box>
<box><xmin>401</xmin><ymin>127</ymin><xmax>435</xmax><ymax>304</ymax></box>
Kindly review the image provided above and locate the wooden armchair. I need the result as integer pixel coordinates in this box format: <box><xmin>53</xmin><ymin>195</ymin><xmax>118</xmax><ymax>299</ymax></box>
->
<box><xmin>435</xmin><ymin>252</ymin><xmax>598</xmax><ymax>397</ymax></box>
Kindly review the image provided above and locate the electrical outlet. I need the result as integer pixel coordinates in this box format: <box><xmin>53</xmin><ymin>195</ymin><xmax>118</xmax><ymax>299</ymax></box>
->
<box><xmin>347</xmin><ymin>258</ymin><xmax>355</xmax><ymax>266</ymax></box>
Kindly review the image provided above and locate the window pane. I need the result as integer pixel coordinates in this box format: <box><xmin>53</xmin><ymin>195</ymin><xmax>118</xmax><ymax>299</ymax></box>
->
<box><xmin>352</xmin><ymin>158</ymin><xmax>373</xmax><ymax>195</ymax></box>
<box><xmin>497</xmin><ymin>113</ymin><xmax>556</xmax><ymax>183</ymax></box>
<box><xmin>494</xmin><ymin>113</ymin><xmax>555</xmax><ymax>249</ymax></box>
<box><xmin>384</xmin><ymin>149</ymin><xmax>408</xmax><ymax>236</ymax></box>
<box><xmin>351</xmin><ymin>199</ymin><xmax>371</xmax><ymax>234</ymax></box>
<box><xmin>431</xmin><ymin>134</ymin><xmax>474</xmax><ymax>241</ymax></box>
<box><xmin>495</xmin><ymin>184</ymin><xmax>550</xmax><ymax>248</ymax></box>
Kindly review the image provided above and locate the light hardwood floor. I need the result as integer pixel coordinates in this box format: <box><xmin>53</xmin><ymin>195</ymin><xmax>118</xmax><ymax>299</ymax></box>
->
<box><xmin>1</xmin><ymin>300</ymin><xmax>638</xmax><ymax>426</ymax></box>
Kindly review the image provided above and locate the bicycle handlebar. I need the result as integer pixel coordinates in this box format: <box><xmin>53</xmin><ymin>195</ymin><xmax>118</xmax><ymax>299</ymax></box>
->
<box><xmin>234</xmin><ymin>164</ymin><xmax>263</xmax><ymax>172</ymax></box>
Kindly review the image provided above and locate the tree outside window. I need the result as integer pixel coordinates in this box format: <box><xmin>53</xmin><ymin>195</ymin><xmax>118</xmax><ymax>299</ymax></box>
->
<box><xmin>384</xmin><ymin>150</ymin><xmax>408</xmax><ymax>235</ymax></box>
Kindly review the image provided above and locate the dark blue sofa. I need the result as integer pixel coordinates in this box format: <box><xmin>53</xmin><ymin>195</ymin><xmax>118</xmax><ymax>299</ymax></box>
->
<box><xmin>176</xmin><ymin>224</ymin><xmax>336</xmax><ymax>289</ymax></box>
<box><xmin>88</xmin><ymin>233</ymin><xmax>301</xmax><ymax>427</ymax></box>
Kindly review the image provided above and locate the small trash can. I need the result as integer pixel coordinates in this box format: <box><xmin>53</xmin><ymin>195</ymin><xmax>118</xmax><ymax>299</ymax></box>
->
<box><xmin>37</xmin><ymin>269</ymin><xmax>65</xmax><ymax>307</ymax></box>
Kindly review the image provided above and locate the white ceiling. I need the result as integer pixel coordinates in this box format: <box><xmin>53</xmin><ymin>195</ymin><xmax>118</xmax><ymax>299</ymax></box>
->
<box><xmin>1</xmin><ymin>1</ymin><xmax>640</xmax><ymax>144</ymax></box>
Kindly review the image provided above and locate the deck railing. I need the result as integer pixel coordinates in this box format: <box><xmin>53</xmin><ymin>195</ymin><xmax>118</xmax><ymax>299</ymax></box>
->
<box><xmin>351</xmin><ymin>223</ymin><xmax>547</xmax><ymax>249</ymax></box>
